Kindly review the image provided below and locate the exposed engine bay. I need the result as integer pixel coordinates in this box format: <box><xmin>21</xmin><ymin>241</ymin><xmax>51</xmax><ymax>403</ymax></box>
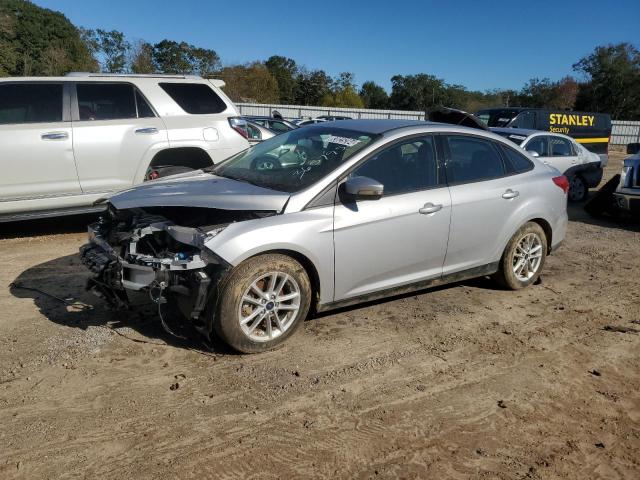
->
<box><xmin>80</xmin><ymin>204</ymin><xmax>275</xmax><ymax>337</ymax></box>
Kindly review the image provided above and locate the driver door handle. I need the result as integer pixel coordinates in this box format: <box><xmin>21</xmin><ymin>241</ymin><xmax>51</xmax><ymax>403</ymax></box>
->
<box><xmin>419</xmin><ymin>202</ymin><xmax>443</xmax><ymax>214</ymax></box>
<box><xmin>135</xmin><ymin>127</ymin><xmax>158</xmax><ymax>135</ymax></box>
<box><xmin>502</xmin><ymin>189</ymin><xmax>520</xmax><ymax>199</ymax></box>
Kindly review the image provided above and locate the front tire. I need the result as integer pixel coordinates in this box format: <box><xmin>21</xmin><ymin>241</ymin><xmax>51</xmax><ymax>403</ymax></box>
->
<box><xmin>494</xmin><ymin>222</ymin><xmax>547</xmax><ymax>290</ymax></box>
<box><xmin>213</xmin><ymin>254</ymin><xmax>311</xmax><ymax>353</ymax></box>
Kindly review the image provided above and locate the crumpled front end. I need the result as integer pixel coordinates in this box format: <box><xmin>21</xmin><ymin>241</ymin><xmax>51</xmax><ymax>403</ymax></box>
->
<box><xmin>79</xmin><ymin>204</ymin><xmax>272</xmax><ymax>336</ymax></box>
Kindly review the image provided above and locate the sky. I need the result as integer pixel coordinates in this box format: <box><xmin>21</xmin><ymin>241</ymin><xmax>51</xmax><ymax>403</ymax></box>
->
<box><xmin>34</xmin><ymin>0</ymin><xmax>640</xmax><ymax>93</ymax></box>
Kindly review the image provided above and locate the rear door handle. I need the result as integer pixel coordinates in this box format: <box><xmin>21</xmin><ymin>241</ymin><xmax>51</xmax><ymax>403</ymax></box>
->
<box><xmin>502</xmin><ymin>189</ymin><xmax>520</xmax><ymax>199</ymax></box>
<box><xmin>41</xmin><ymin>132</ymin><xmax>68</xmax><ymax>140</ymax></box>
<box><xmin>419</xmin><ymin>202</ymin><xmax>443</xmax><ymax>214</ymax></box>
<box><xmin>135</xmin><ymin>127</ymin><xmax>159</xmax><ymax>135</ymax></box>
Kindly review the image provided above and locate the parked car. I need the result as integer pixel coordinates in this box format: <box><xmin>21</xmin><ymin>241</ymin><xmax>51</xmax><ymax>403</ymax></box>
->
<box><xmin>0</xmin><ymin>73</ymin><xmax>249</xmax><ymax>222</ymax></box>
<box><xmin>491</xmin><ymin>128</ymin><xmax>603</xmax><ymax>202</ymax></box>
<box><xmin>613</xmin><ymin>142</ymin><xmax>640</xmax><ymax>214</ymax></box>
<box><xmin>246</xmin><ymin>121</ymin><xmax>276</xmax><ymax>145</ymax></box>
<box><xmin>475</xmin><ymin>107</ymin><xmax>611</xmax><ymax>165</ymax></box>
<box><xmin>316</xmin><ymin>115</ymin><xmax>353</xmax><ymax>121</ymax></box>
<box><xmin>243</xmin><ymin>116</ymin><xmax>297</xmax><ymax>133</ymax></box>
<box><xmin>295</xmin><ymin>118</ymin><xmax>326</xmax><ymax>126</ymax></box>
<box><xmin>80</xmin><ymin>119</ymin><xmax>568</xmax><ymax>353</ymax></box>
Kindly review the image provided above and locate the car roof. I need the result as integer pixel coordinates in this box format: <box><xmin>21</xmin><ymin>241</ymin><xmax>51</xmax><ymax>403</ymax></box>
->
<box><xmin>491</xmin><ymin>127</ymin><xmax>539</xmax><ymax>137</ymax></box>
<box><xmin>307</xmin><ymin>119</ymin><xmax>431</xmax><ymax>134</ymax></box>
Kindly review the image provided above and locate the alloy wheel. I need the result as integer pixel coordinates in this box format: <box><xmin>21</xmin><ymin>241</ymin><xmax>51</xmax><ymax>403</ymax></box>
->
<box><xmin>238</xmin><ymin>272</ymin><xmax>301</xmax><ymax>342</ymax></box>
<box><xmin>512</xmin><ymin>233</ymin><xmax>543</xmax><ymax>282</ymax></box>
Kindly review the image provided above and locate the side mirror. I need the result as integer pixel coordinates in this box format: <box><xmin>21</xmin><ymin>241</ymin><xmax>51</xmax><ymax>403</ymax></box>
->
<box><xmin>527</xmin><ymin>150</ymin><xmax>540</xmax><ymax>158</ymax></box>
<box><xmin>627</xmin><ymin>143</ymin><xmax>640</xmax><ymax>155</ymax></box>
<box><xmin>343</xmin><ymin>176</ymin><xmax>384</xmax><ymax>200</ymax></box>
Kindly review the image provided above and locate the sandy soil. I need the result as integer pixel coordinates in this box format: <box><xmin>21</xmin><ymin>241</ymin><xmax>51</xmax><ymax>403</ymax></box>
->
<box><xmin>0</xmin><ymin>149</ymin><xmax>638</xmax><ymax>480</ymax></box>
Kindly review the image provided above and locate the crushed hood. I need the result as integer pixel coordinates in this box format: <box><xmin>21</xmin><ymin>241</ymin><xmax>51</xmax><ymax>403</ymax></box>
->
<box><xmin>108</xmin><ymin>172</ymin><xmax>290</xmax><ymax>212</ymax></box>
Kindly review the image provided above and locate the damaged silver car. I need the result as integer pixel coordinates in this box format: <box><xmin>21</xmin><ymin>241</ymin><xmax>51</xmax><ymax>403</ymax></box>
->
<box><xmin>81</xmin><ymin>120</ymin><xmax>568</xmax><ymax>353</ymax></box>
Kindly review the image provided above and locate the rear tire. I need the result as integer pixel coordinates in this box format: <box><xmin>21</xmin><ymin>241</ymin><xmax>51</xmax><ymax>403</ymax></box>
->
<box><xmin>494</xmin><ymin>222</ymin><xmax>547</xmax><ymax>290</ymax></box>
<box><xmin>568</xmin><ymin>175</ymin><xmax>587</xmax><ymax>202</ymax></box>
<box><xmin>212</xmin><ymin>254</ymin><xmax>311</xmax><ymax>353</ymax></box>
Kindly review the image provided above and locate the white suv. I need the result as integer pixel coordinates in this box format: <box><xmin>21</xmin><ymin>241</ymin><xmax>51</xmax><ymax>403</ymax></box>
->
<box><xmin>0</xmin><ymin>73</ymin><xmax>250</xmax><ymax>222</ymax></box>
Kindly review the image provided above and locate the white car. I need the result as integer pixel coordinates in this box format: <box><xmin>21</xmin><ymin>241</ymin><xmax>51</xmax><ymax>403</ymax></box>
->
<box><xmin>491</xmin><ymin>128</ymin><xmax>604</xmax><ymax>202</ymax></box>
<box><xmin>0</xmin><ymin>73</ymin><xmax>250</xmax><ymax>222</ymax></box>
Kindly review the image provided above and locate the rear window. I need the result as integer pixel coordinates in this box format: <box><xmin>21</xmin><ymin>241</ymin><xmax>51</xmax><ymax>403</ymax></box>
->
<box><xmin>159</xmin><ymin>83</ymin><xmax>227</xmax><ymax>114</ymax></box>
<box><xmin>500</xmin><ymin>145</ymin><xmax>534</xmax><ymax>174</ymax></box>
<box><xmin>0</xmin><ymin>83</ymin><xmax>63</xmax><ymax>124</ymax></box>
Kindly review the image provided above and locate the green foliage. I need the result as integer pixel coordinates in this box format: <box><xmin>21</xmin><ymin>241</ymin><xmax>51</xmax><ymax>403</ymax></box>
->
<box><xmin>129</xmin><ymin>41</ymin><xmax>154</xmax><ymax>74</ymax></box>
<box><xmin>359</xmin><ymin>81</ymin><xmax>389</xmax><ymax>109</ymax></box>
<box><xmin>573</xmin><ymin>43</ymin><xmax>640</xmax><ymax>120</ymax></box>
<box><xmin>151</xmin><ymin>40</ymin><xmax>220</xmax><ymax>76</ymax></box>
<box><xmin>265</xmin><ymin>56</ymin><xmax>298</xmax><ymax>104</ymax></box>
<box><xmin>80</xmin><ymin>28</ymin><xmax>130</xmax><ymax>73</ymax></box>
<box><xmin>219</xmin><ymin>63</ymin><xmax>279</xmax><ymax>103</ymax></box>
<box><xmin>0</xmin><ymin>0</ymin><xmax>97</xmax><ymax>76</ymax></box>
<box><xmin>321</xmin><ymin>72</ymin><xmax>364</xmax><ymax>108</ymax></box>
<box><xmin>295</xmin><ymin>69</ymin><xmax>331</xmax><ymax>105</ymax></box>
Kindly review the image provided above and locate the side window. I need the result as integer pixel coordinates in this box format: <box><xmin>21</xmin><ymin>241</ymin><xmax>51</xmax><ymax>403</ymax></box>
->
<box><xmin>500</xmin><ymin>145</ymin><xmax>534</xmax><ymax>174</ymax></box>
<box><xmin>269</xmin><ymin>120</ymin><xmax>290</xmax><ymax>133</ymax></box>
<box><xmin>549</xmin><ymin>137</ymin><xmax>573</xmax><ymax>156</ymax></box>
<box><xmin>524</xmin><ymin>136</ymin><xmax>548</xmax><ymax>157</ymax></box>
<box><xmin>445</xmin><ymin>135</ymin><xmax>505</xmax><ymax>184</ymax></box>
<box><xmin>0</xmin><ymin>83</ymin><xmax>63</xmax><ymax>124</ymax></box>
<box><xmin>246</xmin><ymin>123</ymin><xmax>261</xmax><ymax>140</ymax></box>
<box><xmin>351</xmin><ymin>136</ymin><xmax>439</xmax><ymax>195</ymax></box>
<box><xmin>511</xmin><ymin>111</ymin><xmax>535</xmax><ymax>129</ymax></box>
<box><xmin>159</xmin><ymin>83</ymin><xmax>227</xmax><ymax>114</ymax></box>
<box><xmin>135</xmin><ymin>89</ymin><xmax>155</xmax><ymax>118</ymax></box>
<box><xmin>77</xmin><ymin>83</ymin><xmax>136</xmax><ymax>121</ymax></box>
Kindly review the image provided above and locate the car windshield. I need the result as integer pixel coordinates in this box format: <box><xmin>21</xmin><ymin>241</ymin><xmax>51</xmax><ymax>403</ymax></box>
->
<box><xmin>211</xmin><ymin>127</ymin><xmax>378</xmax><ymax>193</ymax></box>
<box><xmin>476</xmin><ymin>109</ymin><xmax>522</xmax><ymax>127</ymax></box>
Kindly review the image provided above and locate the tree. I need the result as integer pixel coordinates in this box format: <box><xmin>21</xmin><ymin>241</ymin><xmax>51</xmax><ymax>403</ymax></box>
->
<box><xmin>0</xmin><ymin>0</ymin><xmax>97</xmax><ymax>76</ymax></box>
<box><xmin>321</xmin><ymin>72</ymin><xmax>364</xmax><ymax>108</ymax></box>
<box><xmin>218</xmin><ymin>63</ymin><xmax>279</xmax><ymax>103</ymax></box>
<box><xmin>265</xmin><ymin>55</ymin><xmax>298</xmax><ymax>104</ymax></box>
<box><xmin>129</xmin><ymin>40</ymin><xmax>155</xmax><ymax>74</ymax></box>
<box><xmin>295</xmin><ymin>69</ymin><xmax>331</xmax><ymax>105</ymax></box>
<box><xmin>359</xmin><ymin>81</ymin><xmax>389</xmax><ymax>109</ymax></box>
<box><xmin>151</xmin><ymin>40</ymin><xmax>220</xmax><ymax>76</ymax></box>
<box><xmin>389</xmin><ymin>74</ymin><xmax>448</xmax><ymax>112</ymax></box>
<box><xmin>573</xmin><ymin>43</ymin><xmax>640</xmax><ymax>119</ymax></box>
<box><xmin>96</xmin><ymin>29</ymin><xmax>129</xmax><ymax>73</ymax></box>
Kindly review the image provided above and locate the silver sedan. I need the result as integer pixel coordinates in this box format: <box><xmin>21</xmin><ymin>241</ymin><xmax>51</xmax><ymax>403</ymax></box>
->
<box><xmin>80</xmin><ymin>120</ymin><xmax>568</xmax><ymax>353</ymax></box>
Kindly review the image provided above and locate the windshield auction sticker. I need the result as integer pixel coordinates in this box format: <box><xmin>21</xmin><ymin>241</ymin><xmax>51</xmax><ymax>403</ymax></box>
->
<box><xmin>326</xmin><ymin>135</ymin><xmax>361</xmax><ymax>147</ymax></box>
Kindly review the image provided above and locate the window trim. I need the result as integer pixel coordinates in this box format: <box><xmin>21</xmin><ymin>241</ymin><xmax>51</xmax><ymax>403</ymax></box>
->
<box><xmin>441</xmin><ymin>133</ymin><xmax>511</xmax><ymax>186</ymax></box>
<box><xmin>70</xmin><ymin>81</ymin><xmax>158</xmax><ymax>122</ymax></box>
<box><xmin>337</xmin><ymin>133</ymin><xmax>446</xmax><ymax>201</ymax></box>
<box><xmin>0</xmin><ymin>81</ymin><xmax>70</xmax><ymax>125</ymax></box>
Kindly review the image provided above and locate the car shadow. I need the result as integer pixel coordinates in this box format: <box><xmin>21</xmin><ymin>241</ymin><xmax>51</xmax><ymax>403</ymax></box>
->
<box><xmin>567</xmin><ymin>199</ymin><xmax>640</xmax><ymax>233</ymax></box>
<box><xmin>9</xmin><ymin>253</ymin><xmax>236</xmax><ymax>355</ymax></box>
<box><xmin>0</xmin><ymin>213</ymin><xmax>101</xmax><ymax>239</ymax></box>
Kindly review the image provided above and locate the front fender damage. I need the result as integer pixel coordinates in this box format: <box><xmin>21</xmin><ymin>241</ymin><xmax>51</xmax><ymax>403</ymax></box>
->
<box><xmin>79</xmin><ymin>205</ymin><xmax>275</xmax><ymax>338</ymax></box>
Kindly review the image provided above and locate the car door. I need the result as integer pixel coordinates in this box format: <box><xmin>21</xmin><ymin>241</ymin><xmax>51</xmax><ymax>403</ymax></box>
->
<box><xmin>0</xmin><ymin>82</ymin><xmax>81</xmax><ymax>203</ymax></box>
<box><xmin>442</xmin><ymin>134</ymin><xmax>521</xmax><ymax>273</ymax></box>
<box><xmin>545</xmin><ymin>136</ymin><xmax>577</xmax><ymax>174</ymax></box>
<box><xmin>71</xmin><ymin>82</ymin><xmax>168</xmax><ymax>193</ymax></box>
<box><xmin>333</xmin><ymin>135</ymin><xmax>451</xmax><ymax>300</ymax></box>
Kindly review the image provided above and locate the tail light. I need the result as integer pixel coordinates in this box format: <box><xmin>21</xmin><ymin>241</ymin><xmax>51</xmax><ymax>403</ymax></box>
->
<box><xmin>228</xmin><ymin>117</ymin><xmax>248</xmax><ymax>139</ymax></box>
<box><xmin>552</xmin><ymin>175</ymin><xmax>570</xmax><ymax>194</ymax></box>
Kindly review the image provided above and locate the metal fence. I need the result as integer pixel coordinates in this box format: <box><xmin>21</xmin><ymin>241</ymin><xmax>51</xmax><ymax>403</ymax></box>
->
<box><xmin>611</xmin><ymin>121</ymin><xmax>640</xmax><ymax>145</ymax></box>
<box><xmin>237</xmin><ymin>103</ymin><xmax>640</xmax><ymax>145</ymax></box>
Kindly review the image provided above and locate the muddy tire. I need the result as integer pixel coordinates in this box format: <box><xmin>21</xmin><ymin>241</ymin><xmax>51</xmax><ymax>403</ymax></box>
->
<box><xmin>212</xmin><ymin>254</ymin><xmax>311</xmax><ymax>353</ymax></box>
<box><xmin>494</xmin><ymin>222</ymin><xmax>547</xmax><ymax>290</ymax></box>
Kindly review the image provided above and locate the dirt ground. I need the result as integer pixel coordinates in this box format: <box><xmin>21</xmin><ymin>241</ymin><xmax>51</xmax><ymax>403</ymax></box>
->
<box><xmin>0</xmin><ymin>149</ymin><xmax>638</xmax><ymax>480</ymax></box>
